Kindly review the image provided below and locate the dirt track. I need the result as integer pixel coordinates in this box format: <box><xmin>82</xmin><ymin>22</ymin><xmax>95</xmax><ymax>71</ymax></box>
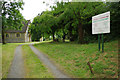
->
<box><xmin>7</xmin><ymin>45</ymin><xmax>25</xmax><ymax>78</ymax></box>
<box><xmin>29</xmin><ymin>44</ymin><xmax>70</xmax><ymax>78</ymax></box>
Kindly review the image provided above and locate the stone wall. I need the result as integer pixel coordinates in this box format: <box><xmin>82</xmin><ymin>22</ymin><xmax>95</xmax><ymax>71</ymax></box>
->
<box><xmin>4</xmin><ymin>33</ymin><xmax>25</xmax><ymax>43</ymax></box>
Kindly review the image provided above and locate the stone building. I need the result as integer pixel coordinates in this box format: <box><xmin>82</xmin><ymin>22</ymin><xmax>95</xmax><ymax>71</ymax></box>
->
<box><xmin>0</xmin><ymin>20</ymin><xmax>31</xmax><ymax>43</ymax></box>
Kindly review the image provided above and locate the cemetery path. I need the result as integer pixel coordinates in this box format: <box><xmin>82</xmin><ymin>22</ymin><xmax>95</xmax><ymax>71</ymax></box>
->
<box><xmin>7</xmin><ymin>45</ymin><xmax>25</xmax><ymax>78</ymax></box>
<box><xmin>29</xmin><ymin>44</ymin><xmax>71</xmax><ymax>78</ymax></box>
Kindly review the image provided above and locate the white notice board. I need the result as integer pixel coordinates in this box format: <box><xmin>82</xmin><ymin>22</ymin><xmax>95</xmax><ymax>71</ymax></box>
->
<box><xmin>92</xmin><ymin>11</ymin><xmax>110</xmax><ymax>34</ymax></box>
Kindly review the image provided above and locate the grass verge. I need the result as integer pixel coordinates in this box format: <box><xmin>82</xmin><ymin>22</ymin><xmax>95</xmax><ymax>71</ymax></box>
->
<box><xmin>2</xmin><ymin>43</ymin><xmax>20</xmax><ymax>78</ymax></box>
<box><xmin>34</xmin><ymin>40</ymin><xmax>118</xmax><ymax>78</ymax></box>
<box><xmin>0</xmin><ymin>43</ymin><xmax>2</xmax><ymax>79</ymax></box>
<box><xmin>22</xmin><ymin>45</ymin><xmax>54</xmax><ymax>78</ymax></box>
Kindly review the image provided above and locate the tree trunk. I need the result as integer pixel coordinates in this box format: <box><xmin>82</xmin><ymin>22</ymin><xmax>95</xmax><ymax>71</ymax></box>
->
<box><xmin>69</xmin><ymin>27</ymin><xmax>74</xmax><ymax>41</ymax></box>
<box><xmin>62</xmin><ymin>29</ymin><xmax>65</xmax><ymax>42</ymax></box>
<box><xmin>52</xmin><ymin>32</ymin><xmax>55</xmax><ymax>41</ymax></box>
<box><xmin>43</xmin><ymin>33</ymin><xmax>44</xmax><ymax>41</ymax></box>
<box><xmin>2</xmin><ymin>26</ymin><xmax>5</xmax><ymax>44</ymax></box>
<box><xmin>63</xmin><ymin>34</ymin><xmax>65</xmax><ymax>42</ymax></box>
<box><xmin>78</xmin><ymin>22</ymin><xmax>84</xmax><ymax>44</ymax></box>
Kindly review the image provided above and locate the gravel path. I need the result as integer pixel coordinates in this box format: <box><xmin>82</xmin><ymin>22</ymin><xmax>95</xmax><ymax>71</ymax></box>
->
<box><xmin>7</xmin><ymin>45</ymin><xmax>25</xmax><ymax>78</ymax></box>
<box><xmin>29</xmin><ymin>44</ymin><xmax>71</xmax><ymax>78</ymax></box>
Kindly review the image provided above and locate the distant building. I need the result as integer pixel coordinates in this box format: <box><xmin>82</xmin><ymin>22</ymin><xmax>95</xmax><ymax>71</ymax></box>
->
<box><xmin>0</xmin><ymin>20</ymin><xmax>31</xmax><ymax>43</ymax></box>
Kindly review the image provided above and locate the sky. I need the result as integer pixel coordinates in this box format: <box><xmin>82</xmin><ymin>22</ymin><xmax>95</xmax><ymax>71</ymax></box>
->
<box><xmin>20</xmin><ymin>0</ymin><xmax>51</xmax><ymax>21</ymax></box>
<box><xmin>20</xmin><ymin>0</ymin><xmax>65</xmax><ymax>22</ymax></box>
<box><xmin>20</xmin><ymin>0</ymin><xmax>115</xmax><ymax>22</ymax></box>
<box><xmin>20</xmin><ymin>0</ymin><xmax>73</xmax><ymax>22</ymax></box>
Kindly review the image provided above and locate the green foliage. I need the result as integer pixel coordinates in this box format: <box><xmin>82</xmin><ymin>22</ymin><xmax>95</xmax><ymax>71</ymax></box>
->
<box><xmin>30</xmin><ymin>1</ymin><xmax>119</xmax><ymax>43</ymax></box>
<box><xmin>2</xmin><ymin>0</ymin><xmax>24</xmax><ymax>29</ymax></box>
<box><xmin>30</xmin><ymin>11</ymin><xmax>58</xmax><ymax>41</ymax></box>
<box><xmin>29</xmin><ymin>24</ymin><xmax>42</xmax><ymax>41</ymax></box>
<box><xmin>1</xmin><ymin>0</ymin><xmax>25</xmax><ymax>43</ymax></box>
<box><xmin>106</xmin><ymin>2</ymin><xmax>120</xmax><ymax>40</ymax></box>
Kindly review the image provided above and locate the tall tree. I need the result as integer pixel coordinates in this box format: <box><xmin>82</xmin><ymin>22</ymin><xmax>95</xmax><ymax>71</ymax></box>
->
<box><xmin>0</xmin><ymin>1</ymin><xmax>2</xmax><ymax>40</ymax></box>
<box><xmin>30</xmin><ymin>11</ymin><xmax>58</xmax><ymax>41</ymax></box>
<box><xmin>67</xmin><ymin>2</ymin><xmax>107</xmax><ymax>43</ymax></box>
<box><xmin>52</xmin><ymin>2</ymin><xmax>71</xmax><ymax>42</ymax></box>
<box><xmin>2</xmin><ymin>0</ymin><xmax>24</xmax><ymax>44</ymax></box>
<box><xmin>108</xmin><ymin>2</ymin><xmax>120</xmax><ymax>39</ymax></box>
<box><xmin>30</xmin><ymin>1</ymin><xmax>118</xmax><ymax>43</ymax></box>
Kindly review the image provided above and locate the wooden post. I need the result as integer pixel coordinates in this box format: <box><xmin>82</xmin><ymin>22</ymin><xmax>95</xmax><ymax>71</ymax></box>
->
<box><xmin>87</xmin><ymin>62</ymin><xmax>94</xmax><ymax>75</ymax></box>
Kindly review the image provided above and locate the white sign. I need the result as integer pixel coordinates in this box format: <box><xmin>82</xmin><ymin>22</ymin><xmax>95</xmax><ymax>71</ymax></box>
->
<box><xmin>92</xmin><ymin>11</ymin><xmax>110</xmax><ymax>34</ymax></box>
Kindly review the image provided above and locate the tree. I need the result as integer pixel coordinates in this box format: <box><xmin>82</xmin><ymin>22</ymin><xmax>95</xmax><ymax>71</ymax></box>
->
<box><xmin>51</xmin><ymin>2</ymin><xmax>108</xmax><ymax>43</ymax></box>
<box><xmin>30</xmin><ymin>1</ymin><xmax>119</xmax><ymax>43</ymax></box>
<box><xmin>0</xmin><ymin>1</ymin><xmax>2</xmax><ymax>40</ymax></box>
<box><xmin>2</xmin><ymin>0</ymin><xmax>24</xmax><ymax>44</ymax></box>
<box><xmin>52</xmin><ymin>2</ymin><xmax>72</xmax><ymax>42</ymax></box>
<box><xmin>30</xmin><ymin>10</ymin><xmax>58</xmax><ymax>41</ymax></box>
<box><xmin>107</xmin><ymin>2</ymin><xmax>120</xmax><ymax>40</ymax></box>
<box><xmin>66</xmin><ymin>2</ymin><xmax>108</xmax><ymax>43</ymax></box>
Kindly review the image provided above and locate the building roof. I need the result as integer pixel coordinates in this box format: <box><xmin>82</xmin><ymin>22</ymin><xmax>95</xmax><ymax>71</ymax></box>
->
<box><xmin>5</xmin><ymin>20</ymin><xmax>31</xmax><ymax>33</ymax></box>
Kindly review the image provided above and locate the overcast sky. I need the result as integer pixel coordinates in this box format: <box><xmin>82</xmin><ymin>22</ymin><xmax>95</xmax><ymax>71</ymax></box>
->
<box><xmin>20</xmin><ymin>0</ymin><xmax>65</xmax><ymax>22</ymax></box>
<box><xmin>20</xmin><ymin>0</ymin><xmax>50</xmax><ymax>21</ymax></box>
<box><xmin>20</xmin><ymin>0</ymin><xmax>115</xmax><ymax>22</ymax></box>
<box><xmin>20</xmin><ymin>0</ymin><xmax>73</xmax><ymax>22</ymax></box>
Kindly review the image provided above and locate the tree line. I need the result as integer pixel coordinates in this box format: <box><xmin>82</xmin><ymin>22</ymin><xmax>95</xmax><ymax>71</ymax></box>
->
<box><xmin>30</xmin><ymin>2</ymin><xmax>119</xmax><ymax>43</ymax></box>
<box><xmin>1</xmin><ymin>1</ymin><xmax>119</xmax><ymax>44</ymax></box>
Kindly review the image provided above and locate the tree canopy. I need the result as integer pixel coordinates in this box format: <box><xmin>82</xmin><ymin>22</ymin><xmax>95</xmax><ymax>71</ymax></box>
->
<box><xmin>30</xmin><ymin>1</ymin><xmax>119</xmax><ymax>43</ymax></box>
<box><xmin>1</xmin><ymin>0</ymin><xmax>25</xmax><ymax>44</ymax></box>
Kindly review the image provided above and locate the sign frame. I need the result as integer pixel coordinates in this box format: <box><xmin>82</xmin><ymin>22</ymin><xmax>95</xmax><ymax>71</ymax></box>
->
<box><xmin>92</xmin><ymin>11</ymin><xmax>110</xmax><ymax>34</ymax></box>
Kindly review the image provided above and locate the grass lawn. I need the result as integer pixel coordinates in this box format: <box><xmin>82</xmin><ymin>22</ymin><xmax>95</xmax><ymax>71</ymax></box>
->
<box><xmin>2</xmin><ymin>43</ymin><xmax>22</xmax><ymax>78</ymax></box>
<box><xmin>34</xmin><ymin>40</ymin><xmax>118</xmax><ymax>78</ymax></box>
<box><xmin>0</xmin><ymin>43</ymin><xmax>2</xmax><ymax>79</ymax></box>
<box><xmin>22</xmin><ymin>45</ymin><xmax>54</xmax><ymax>78</ymax></box>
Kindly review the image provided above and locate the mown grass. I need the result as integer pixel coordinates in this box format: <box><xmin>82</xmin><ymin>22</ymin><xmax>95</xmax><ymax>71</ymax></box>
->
<box><xmin>22</xmin><ymin>45</ymin><xmax>54</xmax><ymax>78</ymax></box>
<box><xmin>34</xmin><ymin>40</ymin><xmax>118</xmax><ymax>78</ymax></box>
<box><xmin>0</xmin><ymin>43</ymin><xmax>2</xmax><ymax>79</ymax></box>
<box><xmin>2</xmin><ymin>43</ymin><xmax>21</xmax><ymax>78</ymax></box>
